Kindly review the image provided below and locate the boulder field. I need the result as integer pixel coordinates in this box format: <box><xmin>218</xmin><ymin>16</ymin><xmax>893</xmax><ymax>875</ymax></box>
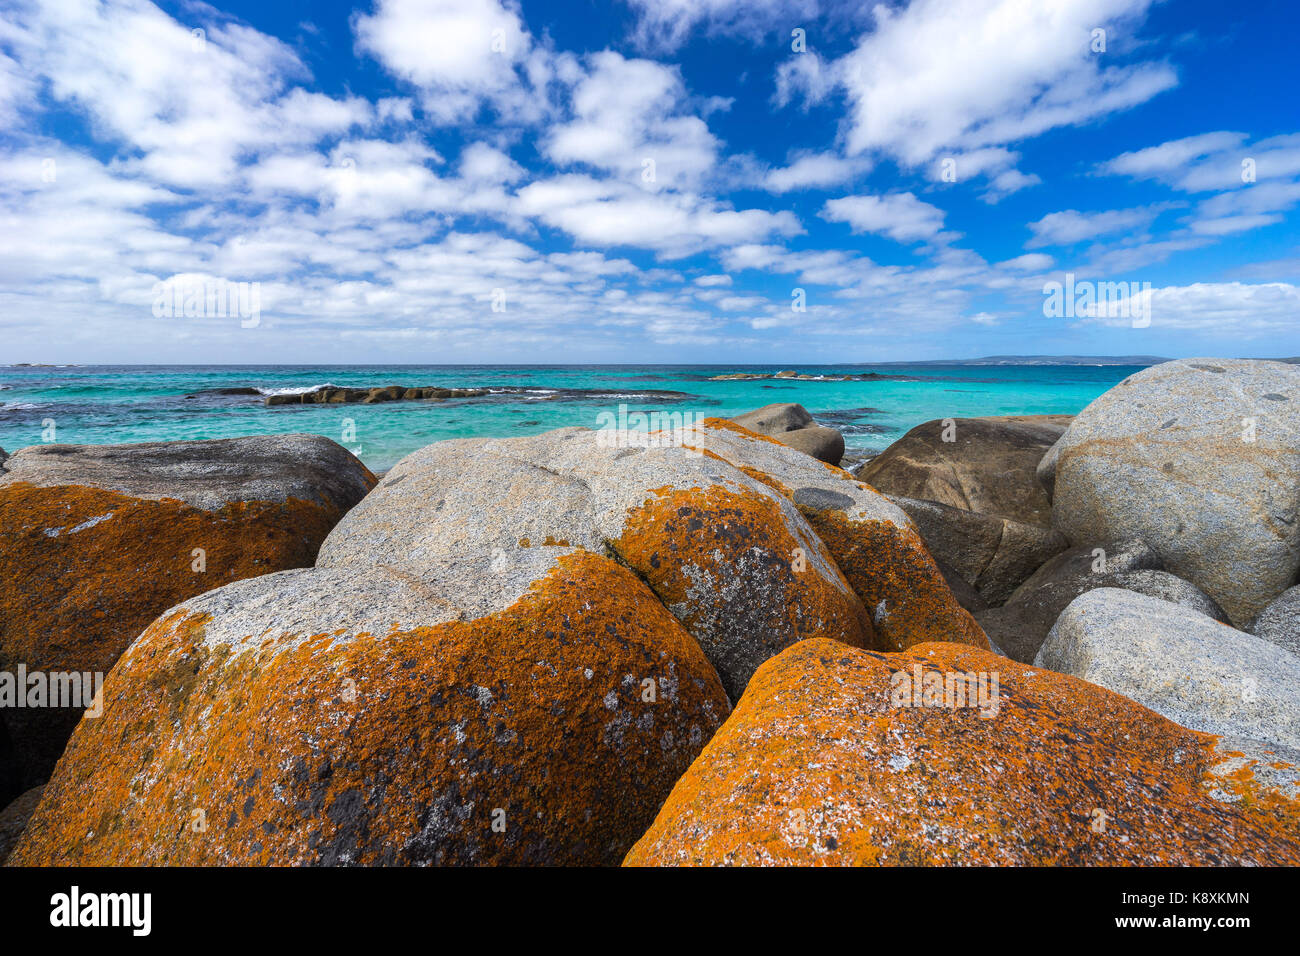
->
<box><xmin>6</xmin><ymin>359</ymin><xmax>1300</xmax><ymax>866</ymax></box>
<box><xmin>5</xmin><ymin>418</ymin><xmax>989</xmax><ymax>865</ymax></box>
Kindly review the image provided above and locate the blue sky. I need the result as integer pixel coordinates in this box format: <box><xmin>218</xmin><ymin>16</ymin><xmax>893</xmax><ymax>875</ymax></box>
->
<box><xmin>1</xmin><ymin>0</ymin><xmax>1298</xmax><ymax>364</ymax></box>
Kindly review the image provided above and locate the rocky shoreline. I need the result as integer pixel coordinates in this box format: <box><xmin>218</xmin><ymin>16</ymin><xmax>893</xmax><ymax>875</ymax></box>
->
<box><xmin>264</xmin><ymin>385</ymin><xmax>491</xmax><ymax>405</ymax></box>
<box><xmin>1</xmin><ymin>357</ymin><xmax>1298</xmax><ymax>865</ymax></box>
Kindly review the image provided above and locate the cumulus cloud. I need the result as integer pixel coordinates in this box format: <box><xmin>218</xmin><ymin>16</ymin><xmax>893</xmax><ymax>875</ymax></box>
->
<box><xmin>820</xmin><ymin>192</ymin><xmax>948</xmax><ymax>243</ymax></box>
<box><xmin>517</xmin><ymin>174</ymin><xmax>802</xmax><ymax>258</ymax></box>
<box><xmin>354</xmin><ymin>0</ymin><xmax>568</xmax><ymax>124</ymax></box>
<box><xmin>1079</xmin><ymin>281</ymin><xmax>1300</xmax><ymax>334</ymax></box>
<box><xmin>762</xmin><ymin>152</ymin><xmax>870</xmax><ymax>193</ymax></box>
<box><xmin>836</xmin><ymin>0</ymin><xmax>1174</xmax><ymax>166</ymax></box>
<box><xmin>773</xmin><ymin>50</ymin><xmax>836</xmax><ymax>109</ymax></box>
<box><xmin>543</xmin><ymin>52</ymin><xmax>720</xmax><ymax>188</ymax></box>
<box><xmin>3</xmin><ymin>0</ymin><xmax>369</xmax><ymax>188</ymax></box>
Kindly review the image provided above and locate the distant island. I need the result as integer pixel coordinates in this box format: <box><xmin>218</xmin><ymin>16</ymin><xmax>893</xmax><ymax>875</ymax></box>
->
<box><xmin>875</xmin><ymin>355</ymin><xmax>1172</xmax><ymax>367</ymax></box>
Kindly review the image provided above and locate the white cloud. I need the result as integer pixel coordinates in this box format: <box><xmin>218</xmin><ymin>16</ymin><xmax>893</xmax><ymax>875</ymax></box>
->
<box><xmin>544</xmin><ymin>52</ymin><xmax>719</xmax><ymax>189</ymax></box>
<box><xmin>1097</xmin><ymin>131</ymin><xmax>1300</xmax><ymax>239</ymax></box>
<box><xmin>354</xmin><ymin>0</ymin><xmax>564</xmax><ymax>124</ymax></box>
<box><xmin>3</xmin><ymin>0</ymin><xmax>368</xmax><ymax>188</ymax></box>
<box><xmin>762</xmin><ymin>152</ymin><xmax>869</xmax><ymax>193</ymax></box>
<box><xmin>459</xmin><ymin>142</ymin><xmax>525</xmax><ymax>183</ymax></box>
<box><xmin>821</xmin><ymin>192</ymin><xmax>948</xmax><ymax>243</ymax></box>
<box><xmin>1191</xmin><ymin>180</ymin><xmax>1300</xmax><ymax>236</ymax></box>
<box><xmin>1026</xmin><ymin>206</ymin><xmax>1169</xmax><ymax>247</ymax></box>
<box><xmin>0</xmin><ymin>50</ymin><xmax>33</xmax><ymax>127</ymax></box>
<box><xmin>927</xmin><ymin>147</ymin><xmax>1041</xmax><ymax>202</ymax></box>
<box><xmin>774</xmin><ymin>51</ymin><xmax>835</xmax><ymax>109</ymax></box>
<box><xmin>1099</xmin><ymin>131</ymin><xmax>1300</xmax><ymax>192</ymax></box>
<box><xmin>835</xmin><ymin>0</ymin><xmax>1174</xmax><ymax>167</ymax></box>
<box><xmin>626</xmin><ymin>0</ymin><xmax>819</xmax><ymax>52</ymax></box>
<box><xmin>355</xmin><ymin>0</ymin><xmax>529</xmax><ymax>84</ymax></box>
<box><xmin>1079</xmin><ymin>281</ymin><xmax>1300</xmax><ymax>334</ymax></box>
<box><xmin>517</xmin><ymin>174</ymin><xmax>802</xmax><ymax>258</ymax></box>
<box><xmin>1097</xmin><ymin>131</ymin><xmax>1247</xmax><ymax>186</ymax></box>
<box><xmin>998</xmin><ymin>253</ymin><xmax>1055</xmax><ymax>272</ymax></box>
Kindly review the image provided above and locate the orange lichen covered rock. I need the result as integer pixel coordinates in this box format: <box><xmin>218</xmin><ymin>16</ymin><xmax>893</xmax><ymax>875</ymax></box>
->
<box><xmin>0</xmin><ymin>436</ymin><xmax>375</xmax><ymax>801</ymax></box>
<box><xmin>614</xmin><ymin>483</ymin><xmax>874</xmax><ymax>700</ymax></box>
<box><xmin>696</xmin><ymin>420</ymin><xmax>987</xmax><ymax>653</ymax></box>
<box><xmin>319</xmin><ymin>427</ymin><xmax>874</xmax><ymax>702</ymax></box>
<box><xmin>10</xmin><ymin>549</ymin><xmax>729</xmax><ymax>866</ymax></box>
<box><xmin>624</xmin><ymin>639</ymin><xmax>1300</xmax><ymax>866</ymax></box>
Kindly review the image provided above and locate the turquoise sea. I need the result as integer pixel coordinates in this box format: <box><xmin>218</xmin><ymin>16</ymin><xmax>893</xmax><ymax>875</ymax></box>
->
<box><xmin>0</xmin><ymin>364</ymin><xmax>1144</xmax><ymax>473</ymax></box>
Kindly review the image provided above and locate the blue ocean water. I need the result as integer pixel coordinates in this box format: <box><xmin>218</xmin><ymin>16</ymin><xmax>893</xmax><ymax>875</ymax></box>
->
<box><xmin>0</xmin><ymin>364</ymin><xmax>1141</xmax><ymax>472</ymax></box>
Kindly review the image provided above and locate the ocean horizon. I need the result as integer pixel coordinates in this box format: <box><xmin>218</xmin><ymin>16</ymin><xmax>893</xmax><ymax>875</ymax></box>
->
<box><xmin>0</xmin><ymin>361</ymin><xmax>1146</xmax><ymax>472</ymax></box>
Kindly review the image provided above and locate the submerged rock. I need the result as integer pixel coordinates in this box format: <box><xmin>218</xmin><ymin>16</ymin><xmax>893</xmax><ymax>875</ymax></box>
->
<box><xmin>265</xmin><ymin>386</ymin><xmax>489</xmax><ymax>406</ymax></box>
<box><xmin>0</xmin><ymin>436</ymin><xmax>375</xmax><ymax>801</ymax></box>
<box><xmin>624</xmin><ymin>638</ymin><xmax>1300</xmax><ymax>865</ymax></box>
<box><xmin>1049</xmin><ymin>358</ymin><xmax>1300</xmax><ymax>625</ymax></box>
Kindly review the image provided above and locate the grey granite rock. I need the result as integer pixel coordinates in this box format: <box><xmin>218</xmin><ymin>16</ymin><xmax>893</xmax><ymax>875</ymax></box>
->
<box><xmin>1035</xmin><ymin>588</ymin><xmax>1300</xmax><ymax>750</ymax></box>
<box><xmin>0</xmin><ymin>434</ymin><xmax>375</xmax><ymax>512</ymax></box>
<box><xmin>973</xmin><ymin>539</ymin><xmax>1163</xmax><ymax>662</ymax></box>
<box><xmin>1202</xmin><ymin>737</ymin><xmax>1300</xmax><ymax>806</ymax></box>
<box><xmin>776</xmin><ymin>424</ymin><xmax>845</xmax><ymax>465</ymax></box>
<box><xmin>729</xmin><ymin>403</ymin><xmax>844</xmax><ymax>464</ymax></box>
<box><xmin>1248</xmin><ymin>585</ymin><xmax>1300</xmax><ymax>656</ymax></box>
<box><xmin>320</xmin><ymin>427</ymin><xmax>868</xmax><ymax>701</ymax></box>
<box><xmin>1107</xmin><ymin>569</ymin><xmax>1230</xmax><ymax>624</ymax></box>
<box><xmin>859</xmin><ymin>415</ymin><xmax>1072</xmax><ymax>526</ymax></box>
<box><xmin>1050</xmin><ymin>358</ymin><xmax>1300</xmax><ymax>625</ymax></box>
<box><xmin>1036</xmin><ymin>434</ymin><xmax>1062</xmax><ymax>501</ymax></box>
<box><xmin>889</xmin><ymin>494</ymin><xmax>1069</xmax><ymax>604</ymax></box>
<box><xmin>730</xmin><ymin>403</ymin><xmax>815</xmax><ymax>434</ymax></box>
